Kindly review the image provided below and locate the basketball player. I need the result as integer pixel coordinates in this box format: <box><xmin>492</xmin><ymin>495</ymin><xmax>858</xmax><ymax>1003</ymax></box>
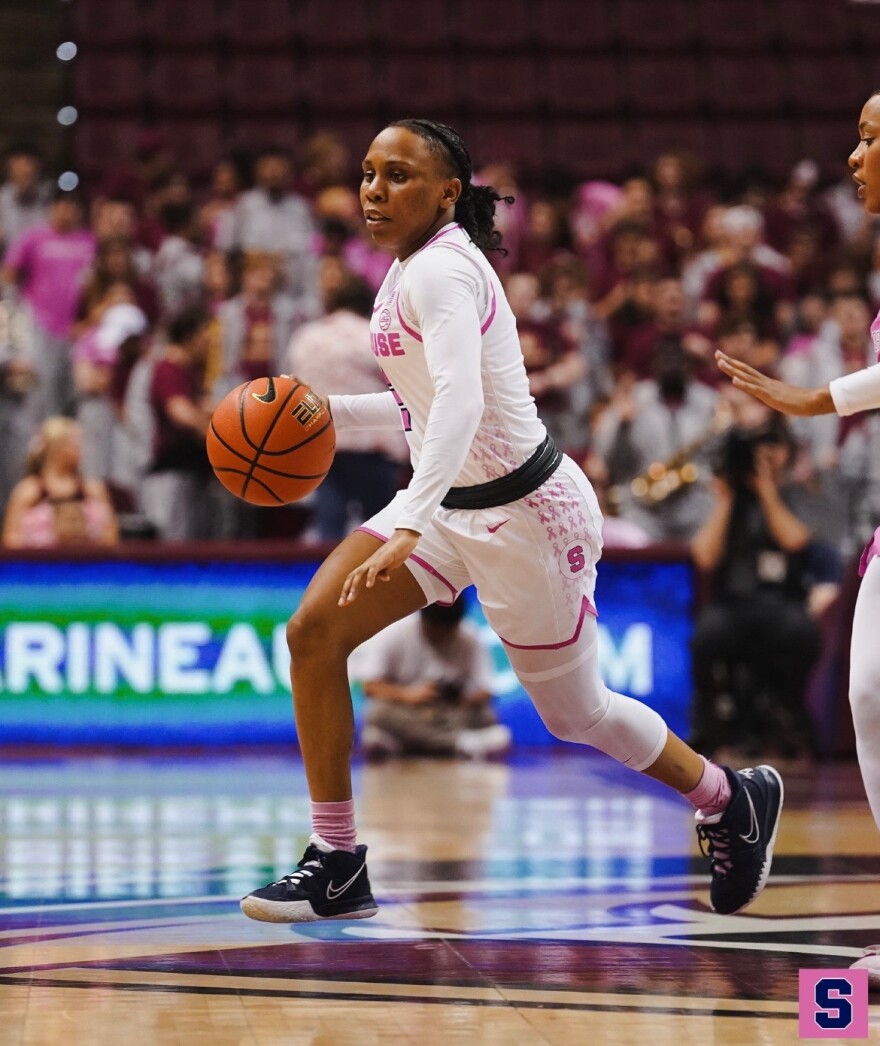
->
<box><xmin>241</xmin><ymin>120</ymin><xmax>783</xmax><ymax>924</ymax></box>
<box><xmin>715</xmin><ymin>91</ymin><xmax>880</xmax><ymax>982</ymax></box>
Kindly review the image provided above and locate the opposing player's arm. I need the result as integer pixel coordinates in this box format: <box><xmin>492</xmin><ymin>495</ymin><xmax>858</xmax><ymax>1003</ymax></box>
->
<box><xmin>716</xmin><ymin>351</ymin><xmax>835</xmax><ymax>416</ymax></box>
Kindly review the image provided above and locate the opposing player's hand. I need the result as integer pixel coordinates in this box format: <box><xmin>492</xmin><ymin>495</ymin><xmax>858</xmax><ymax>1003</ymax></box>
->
<box><xmin>339</xmin><ymin>529</ymin><xmax>421</xmax><ymax>606</ymax></box>
<box><xmin>715</xmin><ymin>351</ymin><xmax>828</xmax><ymax>417</ymax></box>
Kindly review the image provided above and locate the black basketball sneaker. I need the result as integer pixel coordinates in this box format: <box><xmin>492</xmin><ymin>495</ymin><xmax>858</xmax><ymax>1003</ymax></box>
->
<box><xmin>240</xmin><ymin>834</ymin><xmax>379</xmax><ymax>923</ymax></box>
<box><xmin>695</xmin><ymin>764</ymin><xmax>784</xmax><ymax>915</ymax></box>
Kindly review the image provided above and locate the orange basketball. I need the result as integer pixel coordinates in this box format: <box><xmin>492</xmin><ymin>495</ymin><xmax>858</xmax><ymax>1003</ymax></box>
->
<box><xmin>206</xmin><ymin>377</ymin><xmax>335</xmax><ymax>506</ymax></box>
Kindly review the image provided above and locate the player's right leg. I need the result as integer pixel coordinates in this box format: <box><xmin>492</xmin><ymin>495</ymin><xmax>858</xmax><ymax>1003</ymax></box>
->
<box><xmin>240</xmin><ymin>530</ymin><xmax>427</xmax><ymax>923</ymax></box>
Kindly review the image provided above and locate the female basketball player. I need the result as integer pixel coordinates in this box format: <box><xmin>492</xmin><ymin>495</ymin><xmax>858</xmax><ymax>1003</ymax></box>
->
<box><xmin>241</xmin><ymin>120</ymin><xmax>782</xmax><ymax>924</ymax></box>
<box><xmin>715</xmin><ymin>91</ymin><xmax>880</xmax><ymax>981</ymax></box>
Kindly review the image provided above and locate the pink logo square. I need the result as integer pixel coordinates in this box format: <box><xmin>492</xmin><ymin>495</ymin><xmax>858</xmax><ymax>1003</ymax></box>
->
<box><xmin>798</xmin><ymin>968</ymin><xmax>869</xmax><ymax>1039</ymax></box>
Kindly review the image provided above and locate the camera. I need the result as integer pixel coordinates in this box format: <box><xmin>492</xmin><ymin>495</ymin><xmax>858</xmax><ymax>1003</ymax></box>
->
<box><xmin>713</xmin><ymin>418</ymin><xmax>791</xmax><ymax>487</ymax></box>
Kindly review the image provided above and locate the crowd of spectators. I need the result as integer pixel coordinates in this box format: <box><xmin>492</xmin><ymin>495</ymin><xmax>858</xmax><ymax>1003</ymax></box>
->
<box><xmin>0</xmin><ymin>131</ymin><xmax>876</xmax><ymax>566</ymax></box>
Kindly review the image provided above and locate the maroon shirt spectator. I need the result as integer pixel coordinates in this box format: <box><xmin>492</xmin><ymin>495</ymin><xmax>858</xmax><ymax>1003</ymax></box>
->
<box><xmin>149</xmin><ymin>312</ymin><xmax>210</xmax><ymax>474</ymax></box>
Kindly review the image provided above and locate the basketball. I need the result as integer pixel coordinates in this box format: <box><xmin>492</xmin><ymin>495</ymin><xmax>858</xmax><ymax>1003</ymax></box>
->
<box><xmin>206</xmin><ymin>377</ymin><xmax>335</xmax><ymax>506</ymax></box>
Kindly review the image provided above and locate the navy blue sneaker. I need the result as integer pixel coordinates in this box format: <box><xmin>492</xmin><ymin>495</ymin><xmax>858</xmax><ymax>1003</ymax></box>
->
<box><xmin>696</xmin><ymin>765</ymin><xmax>784</xmax><ymax>915</ymax></box>
<box><xmin>240</xmin><ymin>834</ymin><xmax>379</xmax><ymax>923</ymax></box>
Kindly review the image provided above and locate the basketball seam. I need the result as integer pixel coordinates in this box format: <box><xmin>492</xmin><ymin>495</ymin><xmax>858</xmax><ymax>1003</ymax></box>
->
<box><xmin>211</xmin><ymin>467</ymin><xmax>286</xmax><ymax>504</ymax></box>
<box><xmin>249</xmin><ymin>414</ymin><xmax>335</xmax><ymax>457</ymax></box>
<box><xmin>238</xmin><ymin>380</ymin><xmax>302</xmax><ymax>499</ymax></box>
<box><xmin>209</xmin><ymin>420</ymin><xmax>330</xmax><ymax>479</ymax></box>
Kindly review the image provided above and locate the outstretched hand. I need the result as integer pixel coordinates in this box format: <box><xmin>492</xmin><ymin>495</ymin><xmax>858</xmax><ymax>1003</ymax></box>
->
<box><xmin>715</xmin><ymin>351</ymin><xmax>832</xmax><ymax>417</ymax></box>
<box><xmin>339</xmin><ymin>529</ymin><xmax>421</xmax><ymax>606</ymax></box>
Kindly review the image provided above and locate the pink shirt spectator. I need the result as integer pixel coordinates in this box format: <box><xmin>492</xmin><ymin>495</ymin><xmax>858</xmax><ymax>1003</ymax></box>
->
<box><xmin>5</xmin><ymin>224</ymin><xmax>96</xmax><ymax>336</ymax></box>
<box><xmin>286</xmin><ymin>309</ymin><xmax>407</xmax><ymax>461</ymax></box>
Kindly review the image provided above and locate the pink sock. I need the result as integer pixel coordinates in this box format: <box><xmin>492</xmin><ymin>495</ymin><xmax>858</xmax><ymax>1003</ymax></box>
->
<box><xmin>310</xmin><ymin>799</ymin><xmax>357</xmax><ymax>853</ymax></box>
<box><xmin>683</xmin><ymin>757</ymin><xmax>732</xmax><ymax>817</ymax></box>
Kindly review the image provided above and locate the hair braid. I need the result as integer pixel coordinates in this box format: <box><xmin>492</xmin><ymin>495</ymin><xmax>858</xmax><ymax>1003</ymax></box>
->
<box><xmin>389</xmin><ymin>118</ymin><xmax>515</xmax><ymax>255</ymax></box>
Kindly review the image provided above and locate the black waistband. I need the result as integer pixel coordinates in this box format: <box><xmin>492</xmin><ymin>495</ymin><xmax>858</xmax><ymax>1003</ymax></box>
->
<box><xmin>440</xmin><ymin>434</ymin><xmax>563</xmax><ymax>510</ymax></box>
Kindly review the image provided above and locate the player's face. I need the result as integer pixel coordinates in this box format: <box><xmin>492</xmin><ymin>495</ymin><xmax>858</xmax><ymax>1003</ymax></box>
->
<box><xmin>360</xmin><ymin>127</ymin><xmax>460</xmax><ymax>260</ymax></box>
<box><xmin>850</xmin><ymin>95</ymin><xmax>880</xmax><ymax>215</ymax></box>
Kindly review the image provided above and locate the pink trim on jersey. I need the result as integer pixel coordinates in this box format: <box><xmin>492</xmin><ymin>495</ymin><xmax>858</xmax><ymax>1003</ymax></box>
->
<box><xmin>871</xmin><ymin>308</ymin><xmax>880</xmax><ymax>362</ymax></box>
<box><xmin>431</xmin><ymin>241</ymin><xmax>498</xmax><ymax>333</ymax></box>
<box><xmin>355</xmin><ymin>526</ymin><xmax>459</xmax><ymax>604</ymax></box>
<box><xmin>396</xmin><ymin>296</ymin><xmax>423</xmax><ymax>342</ymax></box>
<box><xmin>498</xmin><ymin>594</ymin><xmax>598</xmax><ymax>650</ymax></box>
<box><xmin>481</xmin><ymin>288</ymin><xmax>497</xmax><ymax>334</ymax></box>
<box><xmin>420</xmin><ymin>222</ymin><xmax>462</xmax><ymax>251</ymax></box>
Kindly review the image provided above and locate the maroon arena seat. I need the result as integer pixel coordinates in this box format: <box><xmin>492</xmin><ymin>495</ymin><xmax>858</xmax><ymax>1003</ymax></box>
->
<box><xmin>618</xmin><ymin>0</ymin><xmax>695</xmax><ymax>50</ymax></box>
<box><xmin>145</xmin><ymin>0</ymin><xmax>222</xmax><ymax>50</ymax></box>
<box><xmin>846</xmin><ymin>2</ymin><xmax>880</xmax><ymax>48</ymax></box>
<box><xmin>224</xmin><ymin>0</ymin><xmax>295</xmax><ymax>50</ymax></box>
<box><xmin>71</xmin><ymin>0</ymin><xmax>145</xmax><ymax>49</ymax></box>
<box><xmin>533</xmin><ymin>0</ymin><xmax>615</xmax><ymax>51</ymax></box>
<box><xmin>798</xmin><ymin>118</ymin><xmax>861</xmax><ymax>179</ymax></box>
<box><xmin>695</xmin><ymin>0</ymin><xmax>777</xmax><ymax>51</ymax></box>
<box><xmin>304</xmin><ymin>53</ymin><xmax>378</xmax><ymax>113</ymax></box>
<box><xmin>383</xmin><ymin>54</ymin><xmax>461</xmax><ymax>114</ymax></box>
<box><xmin>706</xmin><ymin>56</ymin><xmax>786</xmax><ymax>116</ymax></box>
<box><xmin>547</xmin><ymin>120</ymin><xmax>634</xmax><ymax>180</ymax></box>
<box><xmin>714</xmin><ymin>120</ymin><xmax>796</xmax><ymax>178</ymax></box>
<box><xmin>297</xmin><ymin>0</ymin><xmax>374</xmax><ymax>49</ymax></box>
<box><xmin>74</xmin><ymin>118</ymin><xmax>144</xmax><ymax>180</ymax></box>
<box><xmin>455</xmin><ymin>0</ymin><xmax>532</xmax><ymax>50</ymax></box>
<box><xmin>158</xmin><ymin>121</ymin><xmax>226</xmax><ymax>178</ymax></box>
<box><xmin>376</xmin><ymin>0</ymin><xmax>455</xmax><ymax>49</ymax></box>
<box><xmin>229</xmin><ymin>119</ymin><xmax>300</xmax><ymax>155</ymax></box>
<box><xmin>227</xmin><ymin>55</ymin><xmax>301</xmax><ymax>114</ymax></box>
<box><xmin>468</xmin><ymin>119</ymin><xmax>546</xmax><ymax>172</ymax></box>
<box><xmin>626</xmin><ymin>55</ymin><xmax>704</xmax><ymax>116</ymax></box>
<box><xmin>778</xmin><ymin>0</ymin><xmax>852</xmax><ymax>51</ymax></box>
<box><xmin>148</xmin><ymin>55</ymin><xmax>224</xmax><ymax>115</ymax></box>
<box><xmin>463</xmin><ymin>55</ymin><xmax>541</xmax><ymax>115</ymax></box>
<box><xmin>73</xmin><ymin>54</ymin><xmax>144</xmax><ymax>115</ymax></box>
<box><xmin>543</xmin><ymin>56</ymin><xmax>624</xmax><ymax>116</ymax></box>
<box><xmin>637</xmin><ymin>119</ymin><xmax>708</xmax><ymax>161</ymax></box>
<box><xmin>788</xmin><ymin>54</ymin><xmax>870</xmax><ymax>117</ymax></box>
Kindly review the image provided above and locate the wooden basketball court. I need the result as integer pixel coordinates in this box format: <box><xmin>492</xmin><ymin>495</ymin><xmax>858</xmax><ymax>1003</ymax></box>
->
<box><xmin>1</xmin><ymin>750</ymin><xmax>877</xmax><ymax>1044</ymax></box>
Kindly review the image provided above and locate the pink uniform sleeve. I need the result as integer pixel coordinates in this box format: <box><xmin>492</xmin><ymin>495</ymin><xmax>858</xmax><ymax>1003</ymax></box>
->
<box><xmin>393</xmin><ymin>248</ymin><xmax>486</xmax><ymax>534</ymax></box>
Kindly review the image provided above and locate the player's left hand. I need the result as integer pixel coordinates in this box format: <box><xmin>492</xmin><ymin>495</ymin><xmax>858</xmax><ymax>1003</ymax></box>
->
<box><xmin>339</xmin><ymin>529</ymin><xmax>421</xmax><ymax>606</ymax></box>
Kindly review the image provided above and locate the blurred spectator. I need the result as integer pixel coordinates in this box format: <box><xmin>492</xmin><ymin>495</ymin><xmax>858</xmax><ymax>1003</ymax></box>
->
<box><xmin>313</xmin><ymin>185</ymin><xmax>392</xmax><ymax>292</ymax></box>
<box><xmin>97</xmin><ymin>129</ymin><xmax>174</xmax><ymax>214</ymax></box>
<box><xmin>295</xmin><ymin>132</ymin><xmax>350</xmax><ymax>201</ymax></box>
<box><xmin>215</xmin><ymin>253</ymin><xmax>299</xmax><ymax>398</ymax></box>
<box><xmin>506</xmin><ymin>271</ymin><xmax>587</xmax><ymax>452</ymax></box>
<box><xmin>201</xmin><ymin>157</ymin><xmax>244</xmax><ymax>249</ymax></box>
<box><xmin>689</xmin><ymin>411</ymin><xmax>838</xmax><ymax>760</ymax></box>
<box><xmin>286</xmin><ymin>275</ymin><xmax>407</xmax><ymax>541</ymax></box>
<box><xmin>2</xmin><ymin>416</ymin><xmax>118</xmax><ymax>547</ymax></box>
<box><xmin>353</xmin><ymin>599</ymin><xmax>511</xmax><ymax>760</ymax></box>
<box><xmin>140</xmin><ymin>309</ymin><xmax>215</xmax><ymax>541</ymax></box>
<box><xmin>0</xmin><ymin>143</ymin><xmax>50</xmax><ymax>257</ymax></box>
<box><xmin>2</xmin><ymin>189</ymin><xmax>96</xmax><ymax>418</ymax></box>
<box><xmin>700</xmin><ymin>259</ymin><xmax>785</xmax><ymax>346</ymax></box>
<box><xmin>593</xmin><ymin>339</ymin><xmax>719</xmax><ymax>541</ymax></box>
<box><xmin>152</xmin><ymin>202</ymin><xmax>205</xmax><ymax>321</ymax></box>
<box><xmin>476</xmin><ymin>162</ymin><xmax>525</xmax><ymax>274</ymax></box>
<box><xmin>73</xmin><ymin>296</ymin><xmax>147</xmax><ymax>482</ymax></box>
<box><xmin>765</xmin><ymin>160</ymin><xmax>838</xmax><ymax>260</ymax></box>
<box><xmin>78</xmin><ymin>234</ymin><xmax>158</xmax><ymax>325</ymax></box>
<box><xmin>217</xmin><ymin>146</ymin><xmax>318</xmax><ymax>311</ymax></box>
<box><xmin>651</xmin><ymin>151</ymin><xmax>707</xmax><ymax>264</ymax></box>
<box><xmin>518</xmin><ymin>198</ymin><xmax>570</xmax><ymax>274</ymax></box>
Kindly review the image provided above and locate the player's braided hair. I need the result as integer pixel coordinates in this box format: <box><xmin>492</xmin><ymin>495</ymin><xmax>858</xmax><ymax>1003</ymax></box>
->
<box><xmin>389</xmin><ymin>118</ymin><xmax>514</xmax><ymax>255</ymax></box>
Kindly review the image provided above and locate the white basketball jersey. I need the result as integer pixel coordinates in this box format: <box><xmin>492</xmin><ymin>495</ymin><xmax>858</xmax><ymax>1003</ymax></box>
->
<box><xmin>366</xmin><ymin>222</ymin><xmax>546</xmax><ymax>533</ymax></box>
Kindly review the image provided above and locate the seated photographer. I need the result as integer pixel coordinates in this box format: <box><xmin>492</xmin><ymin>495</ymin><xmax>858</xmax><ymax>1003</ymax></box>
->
<box><xmin>689</xmin><ymin>402</ymin><xmax>839</xmax><ymax>761</ymax></box>
<box><xmin>351</xmin><ymin>598</ymin><xmax>512</xmax><ymax>760</ymax></box>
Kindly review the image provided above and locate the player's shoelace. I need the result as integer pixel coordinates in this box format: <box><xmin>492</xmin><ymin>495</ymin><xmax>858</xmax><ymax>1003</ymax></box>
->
<box><xmin>272</xmin><ymin>846</ymin><xmax>323</xmax><ymax>887</ymax></box>
<box><xmin>696</xmin><ymin>822</ymin><xmax>733</xmax><ymax>877</ymax></box>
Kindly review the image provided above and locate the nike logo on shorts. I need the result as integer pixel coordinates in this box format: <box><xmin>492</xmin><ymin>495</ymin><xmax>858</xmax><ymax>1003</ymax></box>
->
<box><xmin>326</xmin><ymin>863</ymin><xmax>366</xmax><ymax>900</ymax></box>
<box><xmin>487</xmin><ymin>519</ymin><xmax>511</xmax><ymax>533</ymax></box>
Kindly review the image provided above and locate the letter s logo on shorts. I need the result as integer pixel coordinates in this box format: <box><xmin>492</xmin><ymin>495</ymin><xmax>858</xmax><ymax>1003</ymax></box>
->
<box><xmin>559</xmin><ymin>539</ymin><xmax>590</xmax><ymax>579</ymax></box>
